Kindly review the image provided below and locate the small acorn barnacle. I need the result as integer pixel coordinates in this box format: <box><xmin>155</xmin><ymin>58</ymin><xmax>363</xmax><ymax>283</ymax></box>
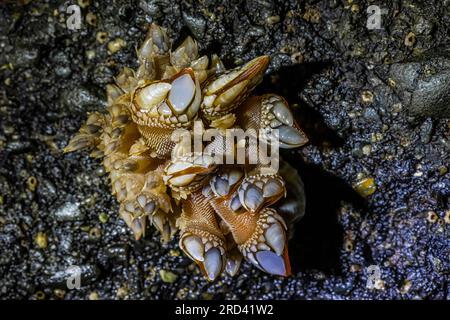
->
<box><xmin>65</xmin><ymin>24</ymin><xmax>308</xmax><ymax>281</ymax></box>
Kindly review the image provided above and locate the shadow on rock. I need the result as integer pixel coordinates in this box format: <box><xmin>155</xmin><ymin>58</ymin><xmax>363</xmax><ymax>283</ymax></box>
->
<box><xmin>283</xmin><ymin>157</ymin><xmax>367</xmax><ymax>275</ymax></box>
<box><xmin>294</xmin><ymin>103</ymin><xmax>345</xmax><ymax>149</ymax></box>
<box><xmin>258</xmin><ymin>62</ymin><xmax>329</xmax><ymax>101</ymax></box>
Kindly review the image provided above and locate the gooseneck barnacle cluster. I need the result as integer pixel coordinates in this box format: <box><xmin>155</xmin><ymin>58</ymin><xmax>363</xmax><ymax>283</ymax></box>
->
<box><xmin>65</xmin><ymin>24</ymin><xmax>308</xmax><ymax>281</ymax></box>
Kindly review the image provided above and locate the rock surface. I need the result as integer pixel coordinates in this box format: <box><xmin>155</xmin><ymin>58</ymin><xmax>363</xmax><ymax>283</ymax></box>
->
<box><xmin>389</xmin><ymin>47</ymin><xmax>450</xmax><ymax>118</ymax></box>
<box><xmin>0</xmin><ymin>0</ymin><xmax>448</xmax><ymax>299</ymax></box>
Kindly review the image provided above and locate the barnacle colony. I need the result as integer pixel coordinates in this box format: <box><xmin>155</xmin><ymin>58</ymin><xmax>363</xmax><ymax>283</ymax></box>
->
<box><xmin>65</xmin><ymin>24</ymin><xmax>308</xmax><ymax>280</ymax></box>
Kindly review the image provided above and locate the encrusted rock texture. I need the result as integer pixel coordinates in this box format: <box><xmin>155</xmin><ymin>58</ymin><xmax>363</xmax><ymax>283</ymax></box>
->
<box><xmin>0</xmin><ymin>0</ymin><xmax>448</xmax><ymax>299</ymax></box>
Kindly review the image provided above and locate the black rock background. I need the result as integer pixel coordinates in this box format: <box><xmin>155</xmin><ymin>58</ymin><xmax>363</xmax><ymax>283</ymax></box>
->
<box><xmin>0</xmin><ymin>0</ymin><xmax>449</xmax><ymax>299</ymax></box>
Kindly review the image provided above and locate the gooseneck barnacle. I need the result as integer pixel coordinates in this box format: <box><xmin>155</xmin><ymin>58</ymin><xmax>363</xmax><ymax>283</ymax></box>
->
<box><xmin>65</xmin><ymin>24</ymin><xmax>308</xmax><ymax>281</ymax></box>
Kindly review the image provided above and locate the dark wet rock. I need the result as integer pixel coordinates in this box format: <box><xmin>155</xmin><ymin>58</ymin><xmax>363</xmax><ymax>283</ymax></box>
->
<box><xmin>105</xmin><ymin>244</ymin><xmax>128</xmax><ymax>263</ymax></box>
<box><xmin>55</xmin><ymin>66</ymin><xmax>72</xmax><ymax>78</ymax></box>
<box><xmin>52</xmin><ymin>201</ymin><xmax>84</xmax><ymax>222</ymax></box>
<box><xmin>50</xmin><ymin>50</ymin><xmax>72</xmax><ymax>78</ymax></box>
<box><xmin>92</xmin><ymin>65</ymin><xmax>115</xmax><ymax>86</ymax></box>
<box><xmin>6</xmin><ymin>46</ymin><xmax>39</xmax><ymax>68</ymax></box>
<box><xmin>389</xmin><ymin>47</ymin><xmax>450</xmax><ymax>118</ymax></box>
<box><xmin>413</xmin><ymin>16</ymin><xmax>434</xmax><ymax>35</ymax></box>
<box><xmin>60</xmin><ymin>86</ymin><xmax>106</xmax><ymax>114</ymax></box>
<box><xmin>182</xmin><ymin>12</ymin><xmax>206</xmax><ymax>40</ymax></box>
<box><xmin>58</xmin><ymin>233</ymin><xmax>73</xmax><ymax>253</ymax></box>
<box><xmin>262</xmin><ymin>281</ymin><xmax>274</xmax><ymax>293</ymax></box>
<box><xmin>139</xmin><ymin>0</ymin><xmax>165</xmax><ymax>20</ymax></box>
<box><xmin>362</xmin><ymin>107</ymin><xmax>381</xmax><ymax>123</ymax></box>
<box><xmin>44</xmin><ymin>264</ymin><xmax>101</xmax><ymax>288</ymax></box>
<box><xmin>6</xmin><ymin>140</ymin><xmax>31</xmax><ymax>154</ymax></box>
<box><xmin>36</xmin><ymin>178</ymin><xmax>58</xmax><ymax>203</ymax></box>
<box><xmin>150</xmin><ymin>285</ymin><xmax>159</xmax><ymax>294</ymax></box>
<box><xmin>0</xmin><ymin>175</ymin><xmax>11</xmax><ymax>195</ymax></box>
<box><xmin>419</xmin><ymin>118</ymin><xmax>434</xmax><ymax>144</ymax></box>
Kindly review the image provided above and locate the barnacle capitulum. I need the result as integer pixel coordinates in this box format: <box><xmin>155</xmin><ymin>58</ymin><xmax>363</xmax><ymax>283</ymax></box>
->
<box><xmin>239</xmin><ymin>94</ymin><xmax>308</xmax><ymax>149</ymax></box>
<box><xmin>65</xmin><ymin>24</ymin><xmax>308</xmax><ymax>281</ymax></box>
<box><xmin>201</xmin><ymin>56</ymin><xmax>269</xmax><ymax>124</ymax></box>
<box><xmin>179</xmin><ymin>191</ymin><xmax>226</xmax><ymax>281</ymax></box>
<box><xmin>237</xmin><ymin>173</ymin><xmax>286</xmax><ymax>213</ymax></box>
